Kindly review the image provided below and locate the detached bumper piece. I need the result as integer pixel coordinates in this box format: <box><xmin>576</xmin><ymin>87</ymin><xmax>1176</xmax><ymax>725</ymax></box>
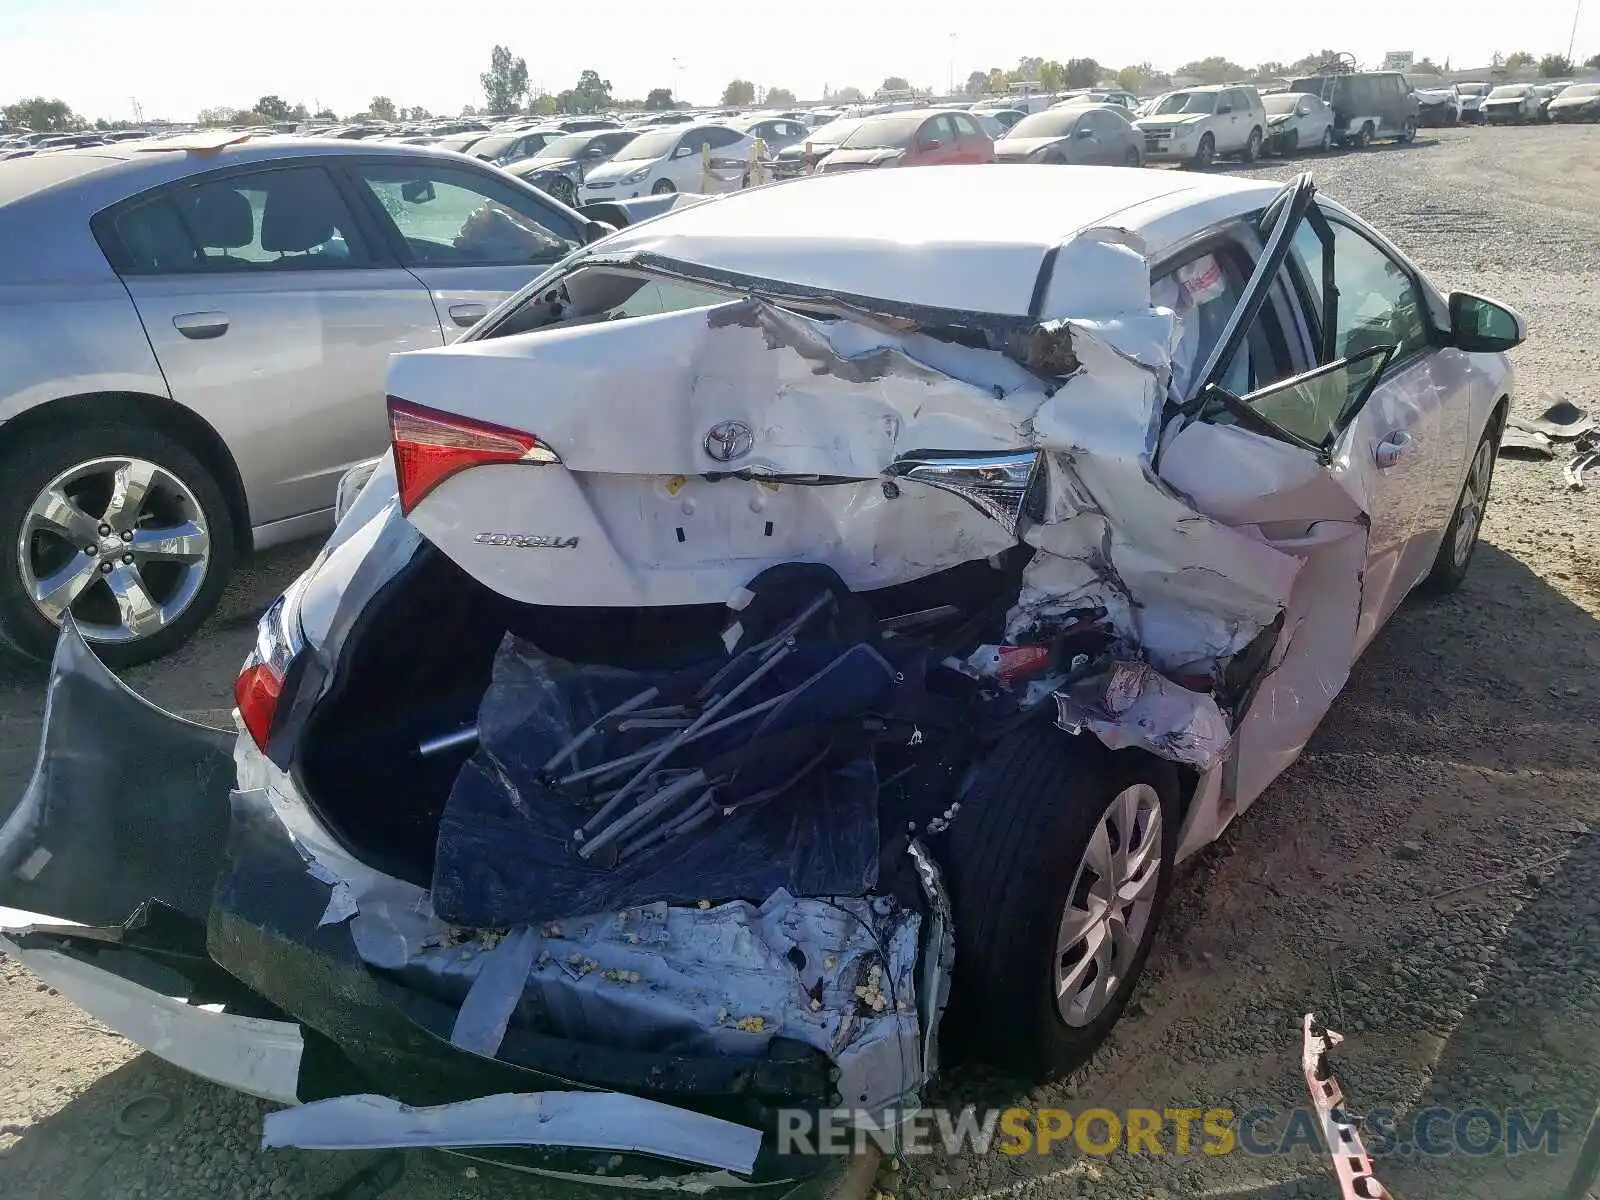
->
<box><xmin>1302</xmin><ymin>1013</ymin><xmax>1392</xmax><ymax>1200</ymax></box>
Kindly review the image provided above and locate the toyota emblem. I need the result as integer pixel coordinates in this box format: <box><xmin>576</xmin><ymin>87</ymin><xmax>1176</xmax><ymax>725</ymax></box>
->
<box><xmin>704</xmin><ymin>420</ymin><xmax>754</xmax><ymax>463</ymax></box>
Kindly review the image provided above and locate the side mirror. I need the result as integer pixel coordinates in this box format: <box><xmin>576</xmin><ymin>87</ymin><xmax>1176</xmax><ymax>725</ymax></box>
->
<box><xmin>401</xmin><ymin>179</ymin><xmax>436</xmax><ymax>204</ymax></box>
<box><xmin>1449</xmin><ymin>292</ymin><xmax>1525</xmax><ymax>352</ymax></box>
<box><xmin>583</xmin><ymin>218</ymin><xmax>618</xmax><ymax>243</ymax></box>
<box><xmin>673</xmin><ymin>144</ymin><xmax>699</xmax><ymax>159</ymax></box>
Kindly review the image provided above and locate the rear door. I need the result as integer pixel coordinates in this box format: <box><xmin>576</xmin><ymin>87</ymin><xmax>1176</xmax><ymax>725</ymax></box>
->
<box><xmin>344</xmin><ymin>156</ymin><xmax>586</xmax><ymax>336</ymax></box>
<box><xmin>1155</xmin><ymin>175</ymin><xmax>1426</xmax><ymax>812</ymax></box>
<box><xmin>100</xmin><ymin>160</ymin><xmax>444</xmax><ymax>525</ymax></box>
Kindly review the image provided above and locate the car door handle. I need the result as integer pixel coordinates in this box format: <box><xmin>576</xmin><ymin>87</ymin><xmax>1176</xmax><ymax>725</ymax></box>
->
<box><xmin>1375</xmin><ymin>430</ymin><xmax>1413</xmax><ymax>468</ymax></box>
<box><xmin>172</xmin><ymin>311</ymin><xmax>229</xmax><ymax>340</ymax></box>
<box><xmin>448</xmin><ymin>303</ymin><xmax>488</xmax><ymax>327</ymax></box>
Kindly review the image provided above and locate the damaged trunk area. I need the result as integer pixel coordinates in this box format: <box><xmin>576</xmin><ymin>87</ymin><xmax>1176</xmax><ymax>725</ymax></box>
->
<box><xmin>291</xmin><ymin>543</ymin><xmax>1041</xmax><ymax>1112</ymax></box>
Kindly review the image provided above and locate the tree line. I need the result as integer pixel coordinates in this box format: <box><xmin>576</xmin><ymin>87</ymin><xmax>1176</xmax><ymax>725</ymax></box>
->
<box><xmin>6</xmin><ymin>45</ymin><xmax>1599</xmax><ymax>133</ymax></box>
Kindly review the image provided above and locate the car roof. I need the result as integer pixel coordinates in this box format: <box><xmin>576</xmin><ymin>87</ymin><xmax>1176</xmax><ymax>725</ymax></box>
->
<box><xmin>597</xmin><ymin>165</ymin><xmax>1279</xmax><ymax>317</ymax></box>
<box><xmin>0</xmin><ymin>136</ymin><xmax>491</xmax><ymax>213</ymax></box>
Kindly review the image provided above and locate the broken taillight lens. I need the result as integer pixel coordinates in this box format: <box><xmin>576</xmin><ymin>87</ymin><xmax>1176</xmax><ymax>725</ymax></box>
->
<box><xmin>235</xmin><ymin>578</ymin><xmax>307</xmax><ymax>752</ymax></box>
<box><xmin>388</xmin><ymin>397</ymin><xmax>560</xmax><ymax>515</ymax></box>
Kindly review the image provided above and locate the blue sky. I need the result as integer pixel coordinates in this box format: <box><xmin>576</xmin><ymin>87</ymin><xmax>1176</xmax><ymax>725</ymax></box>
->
<box><xmin>2</xmin><ymin>0</ymin><xmax>1593</xmax><ymax>121</ymax></box>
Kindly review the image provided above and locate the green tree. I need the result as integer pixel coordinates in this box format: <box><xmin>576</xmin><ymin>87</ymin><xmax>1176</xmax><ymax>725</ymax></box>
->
<box><xmin>481</xmin><ymin>44</ymin><xmax>531</xmax><ymax>114</ymax></box>
<box><xmin>1587</xmin><ymin>53</ymin><xmax>1600</xmax><ymax>69</ymax></box>
<box><xmin>572</xmin><ymin>69</ymin><xmax>612</xmax><ymax>111</ymax></box>
<box><xmin>882</xmin><ymin>75</ymin><xmax>911</xmax><ymax>92</ymax></box>
<box><xmin>1063</xmin><ymin>58</ymin><xmax>1102</xmax><ymax>88</ymax></box>
<box><xmin>530</xmin><ymin>94</ymin><xmax>558</xmax><ymax>116</ymax></box>
<box><xmin>368</xmin><ymin>96</ymin><xmax>397</xmax><ymax>121</ymax></box>
<box><xmin>986</xmin><ymin>67</ymin><xmax>1006</xmax><ymax>93</ymax></box>
<box><xmin>834</xmin><ymin>85</ymin><xmax>864</xmax><ymax>102</ymax></box>
<box><xmin>1504</xmin><ymin>50</ymin><xmax>1535</xmax><ymax>69</ymax></box>
<box><xmin>1013</xmin><ymin>56</ymin><xmax>1043</xmax><ymax>81</ymax></box>
<box><xmin>766</xmin><ymin>86</ymin><xmax>797</xmax><ymax>106</ymax></box>
<box><xmin>1037</xmin><ymin>61</ymin><xmax>1065</xmax><ymax>92</ymax></box>
<box><xmin>236</xmin><ymin>109</ymin><xmax>271</xmax><ymax>126</ymax></box>
<box><xmin>645</xmin><ymin>87</ymin><xmax>675</xmax><ymax>110</ymax></box>
<box><xmin>722</xmin><ymin>79</ymin><xmax>756</xmax><ymax>106</ymax></box>
<box><xmin>1252</xmin><ymin>61</ymin><xmax>1286</xmax><ymax>81</ymax></box>
<box><xmin>1115</xmin><ymin>64</ymin><xmax>1148</xmax><ymax>92</ymax></box>
<box><xmin>964</xmin><ymin>70</ymin><xmax>990</xmax><ymax>96</ymax></box>
<box><xmin>255</xmin><ymin>95</ymin><xmax>292</xmax><ymax>121</ymax></box>
<box><xmin>1412</xmin><ymin>57</ymin><xmax>1443</xmax><ymax>74</ymax></box>
<box><xmin>313</xmin><ymin>107</ymin><xmax>336</xmax><ymax>120</ymax></box>
<box><xmin>1286</xmin><ymin>50</ymin><xmax>1344</xmax><ymax>75</ymax></box>
<box><xmin>2</xmin><ymin>96</ymin><xmax>82</xmax><ymax>131</ymax></box>
<box><xmin>196</xmin><ymin>105</ymin><xmax>239</xmax><ymax>126</ymax></box>
<box><xmin>290</xmin><ymin>102</ymin><xmax>309</xmax><ymax>121</ymax></box>
<box><xmin>1177</xmin><ymin>56</ymin><xmax>1245</xmax><ymax>84</ymax></box>
<box><xmin>1538</xmin><ymin>53</ymin><xmax>1574</xmax><ymax>77</ymax></box>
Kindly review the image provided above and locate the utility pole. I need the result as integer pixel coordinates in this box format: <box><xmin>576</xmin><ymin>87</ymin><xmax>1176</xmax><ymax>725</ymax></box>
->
<box><xmin>1568</xmin><ymin>0</ymin><xmax>1584</xmax><ymax>63</ymax></box>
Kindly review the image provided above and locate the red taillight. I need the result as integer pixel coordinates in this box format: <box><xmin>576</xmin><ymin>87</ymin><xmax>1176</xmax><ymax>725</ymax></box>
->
<box><xmin>388</xmin><ymin>397</ymin><xmax>559</xmax><ymax>515</ymax></box>
<box><xmin>235</xmin><ymin>581</ymin><xmax>305</xmax><ymax>752</ymax></box>
<box><xmin>235</xmin><ymin>659</ymin><xmax>283</xmax><ymax>751</ymax></box>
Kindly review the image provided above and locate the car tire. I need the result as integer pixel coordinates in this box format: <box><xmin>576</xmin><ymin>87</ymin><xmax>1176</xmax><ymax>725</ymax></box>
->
<box><xmin>651</xmin><ymin>179</ymin><xmax>676</xmax><ymax>195</ymax></box>
<box><xmin>939</xmin><ymin>726</ymin><xmax>1180</xmax><ymax>1079</ymax></box>
<box><xmin>549</xmin><ymin>177</ymin><xmax>577</xmax><ymax>207</ymax></box>
<box><xmin>1123</xmin><ymin>145</ymin><xmax>1142</xmax><ymax>167</ymax></box>
<box><xmin>1421</xmin><ymin>420</ymin><xmax>1500</xmax><ymax>594</ymax></box>
<box><xmin>1189</xmin><ymin>133</ymin><xmax>1215</xmax><ymax>169</ymax></box>
<box><xmin>1282</xmin><ymin>128</ymin><xmax>1300</xmax><ymax>156</ymax></box>
<box><xmin>1320</xmin><ymin>127</ymin><xmax>1334</xmax><ymax>151</ymax></box>
<box><xmin>1241</xmin><ymin>127</ymin><xmax>1262</xmax><ymax>162</ymax></box>
<box><xmin>0</xmin><ymin>423</ymin><xmax>236</xmax><ymax>666</ymax></box>
<box><xmin>1399</xmin><ymin>119</ymin><xmax>1417</xmax><ymax>143</ymax></box>
<box><xmin>1357</xmin><ymin>122</ymin><xmax>1374</xmax><ymax>147</ymax></box>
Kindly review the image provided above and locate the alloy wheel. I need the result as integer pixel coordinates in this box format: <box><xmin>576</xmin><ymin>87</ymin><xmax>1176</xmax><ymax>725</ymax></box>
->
<box><xmin>1452</xmin><ymin>436</ymin><xmax>1495</xmax><ymax>568</ymax></box>
<box><xmin>1053</xmin><ymin>784</ymin><xmax>1164</xmax><ymax>1027</ymax></box>
<box><xmin>16</xmin><ymin>456</ymin><xmax>211</xmax><ymax>645</ymax></box>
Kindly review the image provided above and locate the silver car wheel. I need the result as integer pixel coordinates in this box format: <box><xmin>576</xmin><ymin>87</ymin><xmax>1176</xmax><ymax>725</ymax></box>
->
<box><xmin>17</xmin><ymin>456</ymin><xmax>212</xmax><ymax>644</ymax></box>
<box><xmin>1054</xmin><ymin>783</ymin><xmax>1164</xmax><ymax>1027</ymax></box>
<box><xmin>1452</xmin><ymin>436</ymin><xmax>1494</xmax><ymax>568</ymax></box>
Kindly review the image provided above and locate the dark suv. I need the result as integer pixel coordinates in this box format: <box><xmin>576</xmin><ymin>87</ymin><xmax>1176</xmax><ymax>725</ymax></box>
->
<box><xmin>1287</xmin><ymin>69</ymin><xmax>1420</xmax><ymax>147</ymax></box>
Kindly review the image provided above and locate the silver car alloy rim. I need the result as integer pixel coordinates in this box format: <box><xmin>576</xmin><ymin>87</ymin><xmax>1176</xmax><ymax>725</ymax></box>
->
<box><xmin>17</xmin><ymin>456</ymin><xmax>211</xmax><ymax>644</ymax></box>
<box><xmin>1054</xmin><ymin>783</ymin><xmax>1163</xmax><ymax>1027</ymax></box>
<box><xmin>1453</xmin><ymin>436</ymin><xmax>1494</xmax><ymax>568</ymax></box>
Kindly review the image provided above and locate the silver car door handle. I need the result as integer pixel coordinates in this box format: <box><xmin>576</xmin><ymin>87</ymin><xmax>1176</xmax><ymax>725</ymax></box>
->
<box><xmin>172</xmin><ymin>311</ymin><xmax>229</xmax><ymax>339</ymax></box>
<box><xmin>449</xmin><ymin>303</ymin><xmax>488</xmax><ymax>327</ymax></box>
<box><xmin>1375</xmin><ymin>430</ymin><xmax>1413</xmax><ymax>468</ymax></box>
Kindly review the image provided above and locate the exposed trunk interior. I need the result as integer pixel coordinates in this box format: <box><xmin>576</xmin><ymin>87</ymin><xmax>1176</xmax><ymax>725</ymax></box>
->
<box><xmin>295</xmin><ymin>543</ymin><xmax>1029</xmax><ymax>889</ymax></box>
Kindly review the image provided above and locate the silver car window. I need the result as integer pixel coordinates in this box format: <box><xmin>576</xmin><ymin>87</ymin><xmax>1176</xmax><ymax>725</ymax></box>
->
<box><xmin>111</xmin><ymin>165</ymin><xmax>371</xmax><ymax>274</ymax></box>
<box><xmin>354</xmin><ymin>162</ymin><xmax>580</xmax><ymax>267</ymax></box>
<box><xmin>1290</xmin><ymin>215</ymin><xmax>1430</xmax><ymax>363</ymax></box>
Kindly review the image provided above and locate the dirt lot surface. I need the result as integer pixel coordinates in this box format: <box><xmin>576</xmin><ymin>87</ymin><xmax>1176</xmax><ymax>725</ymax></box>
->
<box><xmin>1</xmin><ymin>123</ymin><xmax>1597</xmax><ymax>1200</ymax></box>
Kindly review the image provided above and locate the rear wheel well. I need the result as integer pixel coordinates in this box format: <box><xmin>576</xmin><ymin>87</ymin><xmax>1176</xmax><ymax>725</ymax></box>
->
<box><xmin>0</xmin><ymin>392</ymin><xmax>252</xmax><ymax>554</ymax></box>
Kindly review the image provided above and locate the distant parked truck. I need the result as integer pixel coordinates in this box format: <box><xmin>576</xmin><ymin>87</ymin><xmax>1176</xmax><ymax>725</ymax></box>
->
<box><xmin>1286</xmin><ymin>69</ymin><xmax>1420</xmax><ymax>146</ymax></box>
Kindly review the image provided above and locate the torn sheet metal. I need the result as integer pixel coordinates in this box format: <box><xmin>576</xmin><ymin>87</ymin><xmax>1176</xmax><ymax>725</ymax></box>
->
<box><xmin>1302</xmin><ymin>1014</ymin><xmax>1393</xmax><ymax>1200</ymax></box>
<box><xmin>1054</xmin><ymin>660</ymin><xmax>1232</xmax><ymax>770</ymax></box>
<box><xmin>388</xmin><ymin>230</ymin><xmax>1324</xmax><ymax>766</ymax></box>
<box><xmin>262</xmin><ymin>1091</ymin><xmax>763</xmax><ymax>1173</ymax></box>
<box><xmin>1</xmin><ymin>940</ymin><xmax>302</xmax><ymax>1105</ymax></box>
<box><xmin>356</xmin><ymin>888</ymin><xmax>923</xmax><ymax>1111</ymax></box>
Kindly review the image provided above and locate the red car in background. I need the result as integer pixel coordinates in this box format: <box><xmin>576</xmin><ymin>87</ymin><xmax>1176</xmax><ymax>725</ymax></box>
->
<box><xmin>817</xmin><ymin>109</ymin><xmax>994</xmax><ymax>172</ymax></box>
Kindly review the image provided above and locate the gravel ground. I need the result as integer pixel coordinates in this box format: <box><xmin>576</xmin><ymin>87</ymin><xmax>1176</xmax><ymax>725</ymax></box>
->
<box><xmin>1</xmin><ymin>123</ymin><xmax>1597</xmax><ymax>1200</ymax></box>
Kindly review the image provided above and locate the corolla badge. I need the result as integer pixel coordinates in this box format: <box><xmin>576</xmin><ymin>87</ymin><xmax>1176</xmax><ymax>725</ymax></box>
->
<box><xmin>704</xmin><ymin>420</ymin><xmax>754</xmax><ymax>463</ymax></box>
<box><xmin>474</xmin><ymin>533</ymin><xmax>580</xmax><ymax>549</ymax></box>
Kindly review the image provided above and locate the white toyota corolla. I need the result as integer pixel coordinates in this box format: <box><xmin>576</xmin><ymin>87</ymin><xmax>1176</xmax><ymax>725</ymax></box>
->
<box><xmin>2</xmin><ymin>165</ymin><xmax>1522</xmax><ymax>1189</ymax></box>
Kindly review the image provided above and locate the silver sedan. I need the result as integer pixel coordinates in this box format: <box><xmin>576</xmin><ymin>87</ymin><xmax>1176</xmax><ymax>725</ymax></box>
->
<box><xmin>0</xmin><ymin>136</ymin><xmax>605</xmax><ymax>664</ymax></box>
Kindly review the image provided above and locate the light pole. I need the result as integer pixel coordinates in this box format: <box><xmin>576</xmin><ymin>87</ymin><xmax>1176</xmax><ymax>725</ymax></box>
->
<box><xmin>948</xmin><ymin>32</ymin><xmax>957</xmax><ymax>97</ymax></box>
<box><xmin>1568</xmin><ymin>0</ymin><xmax>1584</xmax><ymax>63</ymax></box>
